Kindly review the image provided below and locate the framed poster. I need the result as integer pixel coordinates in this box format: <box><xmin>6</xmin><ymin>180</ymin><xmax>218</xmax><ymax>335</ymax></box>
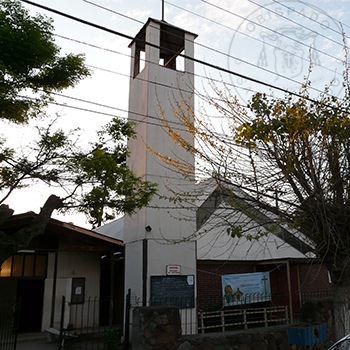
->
<box><xmin>221</xmin><ymin>272</ymin><xmax>271</xmax><ymax>306</ymax></box>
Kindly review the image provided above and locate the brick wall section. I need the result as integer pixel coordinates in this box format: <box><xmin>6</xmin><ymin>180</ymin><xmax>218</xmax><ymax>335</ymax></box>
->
<box><xmin>197</xmin><ymin>261</ymin><xmax>332</xmax><ymax>312</ymax></box>
<box><xmin>197</xmin><ymin>262</ymin><xmax>255</xmax><ymax>311</ymax></box>
<box><xmin>298</xmin><ymin>264</ymin><xmax>332</xmax><ymax>293</ymax></box>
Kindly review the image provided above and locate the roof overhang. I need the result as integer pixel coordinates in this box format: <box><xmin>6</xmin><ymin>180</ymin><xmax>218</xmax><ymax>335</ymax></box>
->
<box><xmin>1</xmin><ymin>212</ymin><xmax>123</xmax><ymax>252</ymax></box>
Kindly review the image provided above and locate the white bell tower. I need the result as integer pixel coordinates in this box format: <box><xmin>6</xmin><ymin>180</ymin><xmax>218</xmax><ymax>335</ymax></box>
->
<box><xmin>124</xmin><ymin>18</ymin><xmax>197</xmax><ymax>328</ymax></box>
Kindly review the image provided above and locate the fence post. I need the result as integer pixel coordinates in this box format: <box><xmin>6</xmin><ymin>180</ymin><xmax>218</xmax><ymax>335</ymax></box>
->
<box><xmin>264</xmin><ymin>308</ymin><xmax>268</xmax><ymax>327</ymax></box>
<box><xmin>200</xmin><ymin>311</ymin><xmax>205</xmax><ymax>334</ymax></box>
<box><xmin>243</xmin><ymin>309</ymin><xmax>248</xmax><ymax>329</ymax></box>
<box><xmin>285</xmin><ymin>306</ymin><xmax>289</xmax><ymax>325</ymax></box>
<box><xmin>124</xmin><ymin>289</ymin><xmax>131</xmax><ymax>350</ymax></box>
<box><xmin>221</xmin><ymin>310</ymin><xmax>225</xmax><ymax>332</ymax></box>
<box><xmin>58</xmin><ymin>295</ymin><xmax>65</xmax><ymax>350</ymax></box>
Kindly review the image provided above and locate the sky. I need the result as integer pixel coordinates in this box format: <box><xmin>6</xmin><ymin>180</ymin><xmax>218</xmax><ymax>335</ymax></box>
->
<box><xmin>5</xmin><ymin>0</ymin><xmax>350</xmax><ymax>228</ymax></box>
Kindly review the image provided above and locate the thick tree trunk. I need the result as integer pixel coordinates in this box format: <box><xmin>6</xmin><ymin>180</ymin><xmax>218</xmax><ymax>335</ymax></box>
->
<box><xmin>0</xmin><ymin>205</ymin><xmax>14</xmax><ymax>226</ymax></box>
<box><xmin>0</xmin><ymin>195</ymin><xmax>63</xmax><ymax>266</ymax></box>
<box><xmin>333</xmin><ymin>281</ymin><xmax>350</xmax><ymax>340</ymax></box>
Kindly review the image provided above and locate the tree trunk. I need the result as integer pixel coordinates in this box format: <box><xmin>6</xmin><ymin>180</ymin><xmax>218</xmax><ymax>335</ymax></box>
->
<box><xmin>333</xmin><ymin>280</ymin><xmax>350</xmax><ymax>340</ymax></box>
<box><xmin>0</xmin><ymin>195</ymin><xmax>63</xmax><ymax>266</ymax></box>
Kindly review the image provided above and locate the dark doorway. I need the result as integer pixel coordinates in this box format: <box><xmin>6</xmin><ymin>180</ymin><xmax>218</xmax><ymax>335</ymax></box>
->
<box><xmin>16</xmin><ymin>279</ymin><xmax>45</xmax><ymax>332</ymax></box>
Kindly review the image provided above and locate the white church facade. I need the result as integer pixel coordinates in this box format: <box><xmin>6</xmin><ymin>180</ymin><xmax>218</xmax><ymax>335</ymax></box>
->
<box><xmin>96</xmin><ymin>16</ymin><xmax>331</xmax><ymax>328</ymax></box>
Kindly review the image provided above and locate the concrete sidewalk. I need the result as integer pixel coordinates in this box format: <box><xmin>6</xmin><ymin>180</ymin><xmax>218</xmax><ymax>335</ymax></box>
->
<box><xmin>16</xmin><ymin>333</ymin><xmax>59</xmax><ymax>350</ymax></box>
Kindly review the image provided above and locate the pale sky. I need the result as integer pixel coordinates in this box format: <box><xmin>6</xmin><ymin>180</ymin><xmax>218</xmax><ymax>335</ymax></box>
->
<box><xmin>4</xmin><ymin>0</ymin><xmax>350</xmax><ymax>228</ymax></box>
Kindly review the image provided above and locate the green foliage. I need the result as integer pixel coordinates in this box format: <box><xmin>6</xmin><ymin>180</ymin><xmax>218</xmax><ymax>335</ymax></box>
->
<box><xmin>0</xmin><ymin>118</ymin><xmax>157</xmax><ymax>227</ymax></box>
<box><xmin>104</xmin><ymin>329</ymin><xmax>120</xmax><ymax>350</ymax></box>
<box><xmin>0</xmin><ymin>1</ymin><xmax>157</xmax><ymax>229</ymax></box>
<box><xmin>67</xmin><ymin>118</ymin><xmax>157</xmax><ymax>227</ymax></box>
<box><xmin>231</xmin><ymin>86</ymin><xmax>350</xmax><ymax>281</ymax></box>
<box><xmin>0</xmin><ymin>0</ymin><xmax>90</xmax><ymax>123</ymax></box>
<box><xmin>226</xmin><ymin>226</ymin><xmax>242</xmax><ymax>238</ymax></box>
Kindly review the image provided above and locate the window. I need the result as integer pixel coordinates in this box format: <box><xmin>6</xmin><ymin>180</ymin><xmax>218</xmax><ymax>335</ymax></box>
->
<box><xmin>0</xmin><ymin>254</ymin><xmax>47</xmax><ymax>278</ymax></box>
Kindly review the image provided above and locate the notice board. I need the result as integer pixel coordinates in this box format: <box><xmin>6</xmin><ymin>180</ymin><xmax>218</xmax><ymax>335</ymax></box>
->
<box><xmin>150</xmin><ymin>275</ymin><xmax>195</xmax><ymax>308</ymax></box>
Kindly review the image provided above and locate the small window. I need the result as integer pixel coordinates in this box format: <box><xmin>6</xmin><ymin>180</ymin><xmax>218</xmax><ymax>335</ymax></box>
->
<box><xmin>71</xmin><ymin>278</ymin><xmax>85</xmax><ymax>304</ymax></box>
<box><xmin>133</xmin><ymin>47</ymin><xmax>146</xmax><ymax>78</ymax></box>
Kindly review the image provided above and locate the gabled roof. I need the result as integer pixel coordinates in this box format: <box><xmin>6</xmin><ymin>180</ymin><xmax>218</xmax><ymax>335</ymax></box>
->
<box><xmin>94</xmin><ymin>217</ymin><xmax>124</xmax><ymax>241</ymax></box>
<box><xmin>129</xmin><ymin>17</ymin><xmax>198</xmax><ymax>48</ymax></box>
<box><xmin>1</xmin><ymin>212</ymin><xmax>123</xmax><ymax>252</ymax></box>
<box><xmin>96</xmin><ymin>181</ymin><xmax>314</xmax><ymax>261</ymax></box>
<box><xmin>195</xmin><ymin>183</ymin><xmax>314</xmax><ymax>261</ymax></box>
<box><xmin>197</xmin><ymin>185</ymin><xmax>313</xmax><ymax>255</ymax></box>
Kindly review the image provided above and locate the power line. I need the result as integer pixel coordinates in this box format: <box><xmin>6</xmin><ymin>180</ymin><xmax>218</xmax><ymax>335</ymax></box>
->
<box><xmin>54</xmin><ymin>34</ymin><xmax>344</xmax><ymax>117</ymax></box>
<box><xmin>19</xmin><ymin>0</ymin><xmax>346</xmax><ymax>110</ymax></box>
<box><xmin>83</xmin><ymin>0</ymin><xmax>344</xmax><ymax>96</ymax></box>
<box><xmin>82</xmin><ymin>0</ymin><xmax>143</xmax><ymax>26</ymax></box>
<box><xmin>3</xmin><ymin>18</ymin><xmax>266</xmax><ymax>109</ymax></box>
<box><xmin>247</xmin><ymin>0</ymin><xmax>345</xmax><ymax>49</ymax></box>
<box><xmin>54</xmin><ymin>35</ymin><xmax>263</xmax><ymax>107</ymax></box>
<box><xmin>27</xmin><ymin>92</ymin><xmax>191</xmax><ymax>133</ymax></box>
<box><xmin>165</xmin><ymin>0</ymin><xmax>343</xmax><ymax>81</ymax></box>
<box><xmin>200</xmin><ymin>0</ymin><xmax>345</xmax><ymax>66</ymax></box>
<box><xmin>288</xmin><ymin>0</ymin><xmax>350</xmax><ymax>32</ymax></box>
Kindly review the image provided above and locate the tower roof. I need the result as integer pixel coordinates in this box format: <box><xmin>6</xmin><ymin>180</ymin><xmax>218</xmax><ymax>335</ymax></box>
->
<box><xmin>128</xmin><ymin>17</ymin><xmax>198</xmax><ymax>50</ymax></box>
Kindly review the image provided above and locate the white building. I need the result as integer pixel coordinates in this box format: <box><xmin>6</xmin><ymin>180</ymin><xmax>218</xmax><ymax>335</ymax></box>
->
<box><xmin>123</xmin><ymin>17</ymin><xmax>198</xmax><ymax>322</ymax></box>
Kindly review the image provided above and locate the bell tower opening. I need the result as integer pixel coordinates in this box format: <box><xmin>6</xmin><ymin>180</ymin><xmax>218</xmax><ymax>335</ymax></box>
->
<box><xmin>130</xmin><ymin>19</ymin><xmax>195</xmax><ymax>78</ymax></box>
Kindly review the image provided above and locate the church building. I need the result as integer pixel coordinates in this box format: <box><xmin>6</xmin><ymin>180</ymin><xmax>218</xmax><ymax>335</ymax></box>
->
<box><xmin>96</xmin><ymin>16</ymin><xmax>332</xmax><ymax>331</ymax></box>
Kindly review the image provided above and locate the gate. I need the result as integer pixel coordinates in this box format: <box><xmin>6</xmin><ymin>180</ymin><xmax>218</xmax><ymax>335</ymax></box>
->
<box><xmin>58</xmin><ymin>296</ymin><xmax>123</xmax><ymax>350</ymax></box>
<box><xmin>0</xmin><ymin>299</ymin><xmax>20</xmax><ymax>350</ymax></box>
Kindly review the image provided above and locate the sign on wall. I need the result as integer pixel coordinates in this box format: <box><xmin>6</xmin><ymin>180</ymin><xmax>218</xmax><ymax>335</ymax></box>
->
<box><xmin>167</xmin><ymin>265</ymin><xmax>181</xmax><ymax>275</ymax></box>
<box><xmin>221</xmin><ymin>272</ymin><xmax>271</xmax><ymax>306</ymax></box>
<box><xmin>151</xmin><ymin>275</ymin><xmax>195</xmax><ymax>308</ymax></box>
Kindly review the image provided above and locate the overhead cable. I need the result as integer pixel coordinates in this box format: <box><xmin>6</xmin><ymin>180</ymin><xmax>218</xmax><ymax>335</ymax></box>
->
<box><xmin>19</xmin><ymin>0</ymin><xmax>346</xmax><ymax>109</ymax></box>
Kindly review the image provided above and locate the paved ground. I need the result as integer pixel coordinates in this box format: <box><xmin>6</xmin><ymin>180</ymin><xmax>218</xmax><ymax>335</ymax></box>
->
<box><xmin>16</xmin><ymin>333</ymin><xmax>59</xmax><ymax>350</ymax></box>
<box><xmin>16</xmin><ymin>341</ymin><xmax>58</xmax><ymax>350</ymax></box>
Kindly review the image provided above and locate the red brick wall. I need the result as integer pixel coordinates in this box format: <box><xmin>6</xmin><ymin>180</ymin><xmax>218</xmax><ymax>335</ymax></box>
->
<box><xmin>197</xmin><ymin>261</ymin><xmax>332</xmax><ymax>312</ymax></box>
<box><xmin>197</xmin><ymin>262</ymin><xmax>255</xmax><ymax>311</ymax></box>
<box><xmin>298</xmin><ymin>263</ymin><xmax>332</xmax><ymax>293</ymax></box>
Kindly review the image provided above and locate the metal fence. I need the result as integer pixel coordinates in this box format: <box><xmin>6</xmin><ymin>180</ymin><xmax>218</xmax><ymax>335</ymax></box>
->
<box><xmin>198</xmin><ymin>305</ymin><xmax>289</xmax><ymax>333</ymax></box>
<box><xmin>301</xmin><ymin>290</ymin><xmax>333</xmax><ymax>303</ymax></box>
<box><xmin>126</xmin><ymin>290</ymin><xmax>335</xmax><ymax>337</ymax></box>
<box><xmin>56</xmin><ymin>290</ymin><xmax>333</xmax><ymax>349</ymax></box>
<box><xmin>58</xmin><ymin>296</ymin><xmax>123</xmax><ymax>350</ymax></box>
<box><xmin>0</xmin><ymin>299</ymin><xmax>20</xmax><ymax>350</ymax></box>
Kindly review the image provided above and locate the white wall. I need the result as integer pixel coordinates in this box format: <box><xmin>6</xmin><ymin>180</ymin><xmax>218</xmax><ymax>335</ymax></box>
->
<box><xmin>41</xmin><ymin>240</ymin><xmax>101</xmax><ymax>331</ymax></box>
<box><xmin>125</xmin><ymin>20</ymin><xmax>198</xmax><ymax>327</ymax></box>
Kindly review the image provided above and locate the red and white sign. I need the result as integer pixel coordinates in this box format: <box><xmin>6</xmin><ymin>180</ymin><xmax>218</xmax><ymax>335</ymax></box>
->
<box><xmin>166</xmin><ymin>265</ymin><xmax>181</xmax><ymax>275</ymax></box>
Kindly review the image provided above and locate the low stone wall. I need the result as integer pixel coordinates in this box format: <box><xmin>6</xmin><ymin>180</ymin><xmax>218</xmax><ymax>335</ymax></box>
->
<box><xmin>131</xmin><ymin>300</ymin><xmax>336</xmax><ymax>350</ymax></box>
<box><xmin>132</xmin><ymin>306</ymin><xmax>182</xmax><ymax>350</ymax></box>
<box><xmin>181</xmin><ymin>325</ymin><xmax>333</xmax><ymax>350</ymax></box>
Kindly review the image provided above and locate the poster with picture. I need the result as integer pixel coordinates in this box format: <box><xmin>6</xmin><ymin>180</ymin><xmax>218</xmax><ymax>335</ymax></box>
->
<box><xmin>222</xmin><ymin>272</ymin><xmax>271</xmax><ymax>306</ymax></box>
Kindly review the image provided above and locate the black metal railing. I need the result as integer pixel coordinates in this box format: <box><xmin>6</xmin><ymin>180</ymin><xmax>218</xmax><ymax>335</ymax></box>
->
<box><xmin>58</xmin><ymin>296</ymin><xmax>123</xmax><ymax>350</ymax></box>
<box><xmin>0</xmin><ymin>299</ymin><xmax>20</xmax><ymax>350</ymax></box>
<box><xmin>301</xmin><ymin>290</ymin><xmax>333</xmax><ymax>303</ymax></box>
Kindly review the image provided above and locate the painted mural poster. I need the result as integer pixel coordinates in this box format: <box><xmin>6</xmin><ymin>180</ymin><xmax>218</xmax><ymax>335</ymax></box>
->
<box><xmin>222</xmin><ymin>272</ymin><xmax>271</xmax><ymax>306</ymax></box>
